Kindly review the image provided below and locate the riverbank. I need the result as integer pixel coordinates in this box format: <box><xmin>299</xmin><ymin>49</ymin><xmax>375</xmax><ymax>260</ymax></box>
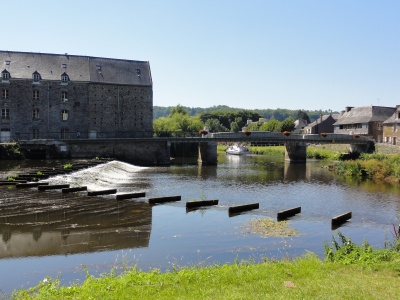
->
<box><xmin>12</xmin><ymin>237</ymin><xmax>400</xmax><ymax>299</ymax></box>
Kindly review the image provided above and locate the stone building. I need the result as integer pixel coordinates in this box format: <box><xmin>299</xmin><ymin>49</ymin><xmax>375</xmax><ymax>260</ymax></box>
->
<box><xmin>0</xmin><ymin>51</ymin><xmax>153</xmax><ymax>142</ymax></box>
<box><xmin>333</xmin><ymin>106</ymin><xmax>396</xmax><ymax>142</ymax></box>
<box><xmin>382</xmin><ymin>105</ymin><xmax>400</xmax><ymax>145</ymax></box>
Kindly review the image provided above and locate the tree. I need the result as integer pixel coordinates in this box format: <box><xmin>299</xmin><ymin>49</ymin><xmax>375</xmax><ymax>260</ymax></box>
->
<box><xmin>297</xmin><ymin>110</ymin><xmax>311</xmax><ymax>124</ymax></box>
<box><xmin>170</xmin><ymin>104</ymin><xmax>189</xmax><ymax>116</ymax></box>
<box><xmin>204</xmin><ymin>119</ymin><xmax>228</xmax><ymax>132</ymax></box>
<box><xmin>153</xmin><ymin>105</ymin><xmax>204</xmax><ymax>135</ymax></box>
<box><xmin>280</xmin><ymin>117</ymin><xmax>295</xmax><ymax>132</ymax></box>
<box><xmin>259</xmin><ymin>118</ymin><xmax>281</xmax><ymax>132</ymax></box>
<box><xmin>230</xmin><ymin>121</ymin><xmax>240</xmax><ymax>132</ymax></box>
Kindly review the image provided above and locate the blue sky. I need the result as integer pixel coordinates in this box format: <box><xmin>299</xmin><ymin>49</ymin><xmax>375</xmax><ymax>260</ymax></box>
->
<box><xmin>3</xmin><ymin>0</ymin><xmax>399</xmax><ymax>111</ymax></box>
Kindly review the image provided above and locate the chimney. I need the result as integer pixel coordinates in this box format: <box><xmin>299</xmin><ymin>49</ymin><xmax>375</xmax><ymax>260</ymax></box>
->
<box><xmin>345</xmin><ymin>106</ymin><xmax>353</xmax><ymax>112</ymax></box>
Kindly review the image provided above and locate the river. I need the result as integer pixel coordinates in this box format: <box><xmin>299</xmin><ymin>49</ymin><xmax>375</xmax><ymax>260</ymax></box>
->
<box><xmin>1</xmin><ymin>153</ymin><xmax>399</xmax><ymax>295</ymax></box>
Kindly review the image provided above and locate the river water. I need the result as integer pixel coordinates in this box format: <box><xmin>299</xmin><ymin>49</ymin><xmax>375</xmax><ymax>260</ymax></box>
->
<box><xmin>1</xmin><ymin>153</ymin><xmax>399</xmax><ymax>295</ymax></box>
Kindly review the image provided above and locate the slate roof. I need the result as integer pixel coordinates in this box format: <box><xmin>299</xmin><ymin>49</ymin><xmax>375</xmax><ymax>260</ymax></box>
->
<box><xmin>304</xmin><ymin>114</ymin><xmax>339</xmax><ymax>129</ymax></box>
<box><xmin>383</xmin><ymin>111</ymin><xmax>400</xmax><ymax>125</ymax></box>
<box><xmin>334</xmin><ymin>106</ymin><xmax>395</xmax><ymax>125</ymax></box>
<box><xmin>0</xmin><ymin>50</ymin><xmax>152</xmax><ymax>86</ymax></box>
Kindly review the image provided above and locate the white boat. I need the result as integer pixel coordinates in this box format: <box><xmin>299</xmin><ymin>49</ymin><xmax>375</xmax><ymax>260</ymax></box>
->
<box><xmin>225</xmin><ymin>144</ymin><xmax>251</xmax><ymax>155</ymax></box>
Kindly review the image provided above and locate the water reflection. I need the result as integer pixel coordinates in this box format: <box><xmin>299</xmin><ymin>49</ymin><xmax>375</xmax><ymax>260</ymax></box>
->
<box><xmin>0</xmin><ymin>160</ymin><xmax>153</xmax><ymax>259</ymax></box>
<box><xmin>0</xmin><ymin>198</ymin><xmax>152</xmax><ymax>258</ymax></box>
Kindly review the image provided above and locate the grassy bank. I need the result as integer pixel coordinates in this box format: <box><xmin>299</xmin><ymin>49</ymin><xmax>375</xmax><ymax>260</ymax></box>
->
<box><xmin>218</xmin><ymin>144</ymin><xmax>345</xmax><ymax>160</ymax></box>
<box><xmin>334</xmin><ymin>152</ymin><xmax>400</xmax><ymax>183</ymax></box>
<box><xmin>11</xmin><ymin>233</ymin><xmax>400</xmax><ymax>300</ymax></box>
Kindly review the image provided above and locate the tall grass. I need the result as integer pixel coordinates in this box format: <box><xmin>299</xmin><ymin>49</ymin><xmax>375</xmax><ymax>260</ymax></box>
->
<box><xmin>334</xmin><ymin>152</ymin><xmax>400</xmax><ymax>182</ymax></box>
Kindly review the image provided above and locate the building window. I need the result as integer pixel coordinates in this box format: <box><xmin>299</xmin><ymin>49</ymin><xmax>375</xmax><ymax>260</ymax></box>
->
<box><xmin>2</xmin><ymin>70</ymin><xmax>10</xmax><ymax>80</ymax></box>
<box><xmin>33</xmin><ymin>128</ymin><xmax>39</xmax><ymax>139</ymax></box>
<box><xmin>1</xmin><ymin>108</ymin><xmax>10</xmax><ymax>119</ymax></box>
<box><xmin>61</xmin><ymin>110</ymin><xmax>69</xmax><ymax>121</ymax></box>
<box><xmin>33</xmin><ymin>90</ymin><xmax>40</xmax><ymax>100</ymax></box>
<box><xmin>61</xmin><ymin>73</ymin><xmax>69</xmax><ymax>83</ymax></box>
<box><xmin>61</xmin><ymin>64</ymin><xmax>67</xmax><ymax>68</ymax></box>
<box><xmin>136</xmin><ymin>69</ymin><xmax>141</xmax><ymax>76</ymax></box>
<box><xmin>377</xmin><ymin>122</ymin><xmax>383</xmax><ymax>130</ymax></box>
<box><xmin>33</xmin><ymin>72</ymin><xmax>41</xmax><ymax>82</ymax></box>
<box><xmin>61</xmin><ymin>91</ymin><xmax>68</xmax><ymax>102</ymax></box>
<box><xmin>32</xmin><ymin>109</ymin><xmax>39</xmax><ymax>119</ymax></box>
<box><xmin>61</xmin><ymin>128</ymin><xmax>69</xmax><ymax>139</ymax></box>
<box><xmin>2</xmin><ymin>89</ymin><xmax>8</xmax><ymax>99</ymax></box>
<box><xmin>394</xmin><ymin>124</ymin><xmax>397</xmax><ymax>132</ymax></box>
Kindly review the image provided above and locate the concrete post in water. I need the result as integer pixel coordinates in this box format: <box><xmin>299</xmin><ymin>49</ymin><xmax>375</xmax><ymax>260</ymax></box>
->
<box><xmin>198</xmin><ymin>141</ymin><xmax>217</xmax><ymax>165</ymax></box>
<box><xmin>284</xmin><ymin>142</ymin><xmax>307</xmax><ymax>163</ymax></box>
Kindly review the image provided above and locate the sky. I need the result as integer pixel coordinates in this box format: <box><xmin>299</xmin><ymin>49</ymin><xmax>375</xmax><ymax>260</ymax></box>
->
<box><xmin>2</xmin><ymin>0</ymin><xmax>399</xmax><ymax>112</ymax></box>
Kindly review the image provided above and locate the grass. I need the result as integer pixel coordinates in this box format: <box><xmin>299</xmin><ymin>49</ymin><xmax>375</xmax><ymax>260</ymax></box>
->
<box><xmin>11</xmin><ymin>232</ymin><xmax>400</xmax><ymax>300</ymax></box>
<box><xmin>11</xmin><ymin>256</ymin><xmax>400</xmax><ymax>299</ymax></box>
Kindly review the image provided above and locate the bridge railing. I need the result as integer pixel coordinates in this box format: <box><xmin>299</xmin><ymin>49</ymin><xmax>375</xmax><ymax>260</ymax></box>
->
<box><xmin>10</xmin><ymin>130</ymin><xmax>373</xmax><ymax>144</ymax></box>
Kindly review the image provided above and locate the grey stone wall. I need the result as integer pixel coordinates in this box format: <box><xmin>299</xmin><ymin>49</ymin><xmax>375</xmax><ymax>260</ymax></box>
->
<box><xmin>88</xmin><ymin>84</ymin><xmax>153</xmax><ymax>137</ymax></box>
<box><xmin>1</xmin><ymin>80</ymin><xmax>152</xmax><ymax>140</ymax></box>
<box><xmin>61</xmin><ymin>139</ymin><xmax>170</xmax><ymax>166</ymax></box>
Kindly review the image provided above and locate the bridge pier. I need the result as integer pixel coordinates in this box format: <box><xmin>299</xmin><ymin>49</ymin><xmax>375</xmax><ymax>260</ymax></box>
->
<box><xmin>285</xmin><ymin>142</ymin><xmax>307</xmax><ymax>163</ymax></box>
<box><xmin>198</xmin><ymin>141</ymin><xmax>218</xmax><ymax>165</ymax></box>
<box><xmin>350</xmin><ymin>141</ymin><xmax>375</xmax><ymax>154</ymax></box>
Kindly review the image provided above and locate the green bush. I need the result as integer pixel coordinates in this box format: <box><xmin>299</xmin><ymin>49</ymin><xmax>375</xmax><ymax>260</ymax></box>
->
<box><xmin>324</xmin><ymin>232</ymin><xmax>400</xmax><ymax>264</ymax></box>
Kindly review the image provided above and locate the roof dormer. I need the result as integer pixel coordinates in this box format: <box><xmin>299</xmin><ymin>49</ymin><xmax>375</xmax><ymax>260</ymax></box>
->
<box><xmin>32</xmin><ymin>71</ymin><xmax>41</xmax><ymax>83</ymax></box>
<box><xmin>61</xmin><ymin>72</ymin><xmax>69</xmax><ymax>84</ymax></box>
<box><xmin>1</xmin><ymin>69</ymin><xmax>10</xmax><ymax>82</ymax></box>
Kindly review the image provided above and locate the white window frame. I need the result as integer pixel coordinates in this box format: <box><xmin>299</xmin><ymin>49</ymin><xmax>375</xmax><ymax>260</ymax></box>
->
<box><xmin>33</xmin><ymin>73</ymin><xmax>40</xmax><ymax>82</ymax></box>
<box><xmin>61</xmin><ymin>74</ymin><xmax>69</xmax><ymax>82</ymax></box>
<box><xmin>2</xmin><ymin>72</ymin><xmax>9</xmax><ymax>80</ymax></box>
<box><xmin>61</xmin><ymin>91</ymin><xmax>68</xmax><ymax>102</ymax></box>
<box><xmin>2</xmin><ymin>89</ymin><xmax>8</xmax><ymax>99</ymax></box>
<box><xmin>61</xmin><ymin>109</ymin><xmax>69</xmax><ymax>121</ymax></box>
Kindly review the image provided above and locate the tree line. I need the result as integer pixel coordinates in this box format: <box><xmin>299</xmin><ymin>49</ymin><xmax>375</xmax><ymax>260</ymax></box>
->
<box><xmin>153</xmin><ymin>105</ymin><xmax>334</xmax><ymax>134</ymax></box>
<box><xmin>154</xmin><ymin>105</ymin><xmax>334</xmax><ymax>122</ymax></box>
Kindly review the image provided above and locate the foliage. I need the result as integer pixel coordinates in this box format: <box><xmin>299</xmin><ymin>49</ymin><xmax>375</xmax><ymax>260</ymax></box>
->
<box><xmin>198</xmin><ymin>110</ymin><xmax>260</xmax><ymax>132</ymax></box>
<box><xmin>333</xmin><ymin>153</ymin><xmax>400</xmax><ymax>182</ymax></box>
<box><xmin>204</xmin><ymin>118</ymin><xmax>228</xmax><ymax>132</ymax></box>
<box><xmin>36</xmin><ymin>171</ymin><xmax>43</xmax><ymax>175</ymax></box>
<box><xmin>306</xmin><ymin>147</ymin><xmax>340</xmax><ymax>160</ymax></box>
<box><xmin>0</xmin><ymin>143</ymin><xmax>23</xmax><ymax>159</ymax></box>
<box><xmin>296</xmin><ymin>110</ymin><xmax>311</xmax><ymax>123</ymax></box>
<box><xmin>259</xmin><ymin>118</ymin><xmax>281</xmax><ymax>132</ymax></box>
<box><xmin>153</xmin><ymin>105</ymin><xmax>205</xmax><ymax>135</ymax></box>
<box><xmin>154</xmin><ymin>105</ymin><xmax>335</xmax><ymax>123</ymax></box>
<box><xmin>63</xmin><ymin>163</ymin><xmax>72</xmax><ymax>169</ymax></box>
<box><xmin>280</xmin><ymin>117</ymin><xmax>295</xmax><ymax>132</ymax></box>
<box><xmin>324</xmin><ymin>232</ymin><xmax>400</xmax><ymax>265</ymax></box>
<box><xmin>248</xmin><ymin>146</ymin><xmax>285</xmax><ymax>156</ymax></box>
